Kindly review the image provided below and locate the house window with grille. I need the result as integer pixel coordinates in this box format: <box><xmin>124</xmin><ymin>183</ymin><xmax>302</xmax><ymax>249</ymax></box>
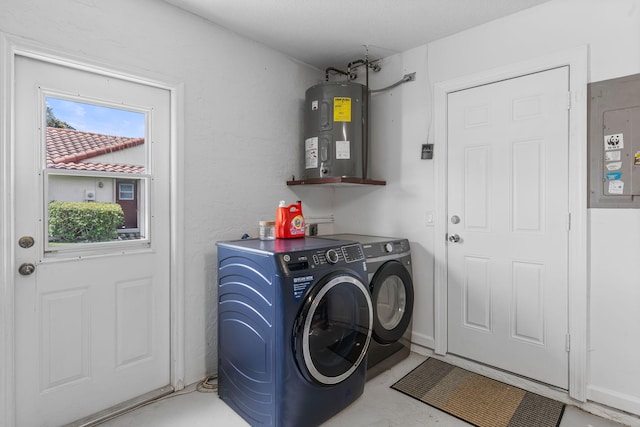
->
<box><xmin>119</xmin><ymin>183</ymin><xmax>135</xmax><ymax>200</ymax></box>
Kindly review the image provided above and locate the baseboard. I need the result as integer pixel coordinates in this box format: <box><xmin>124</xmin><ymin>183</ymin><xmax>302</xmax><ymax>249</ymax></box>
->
<box><xmin>410</xmin><ymin>331</ymin><xmax>434</xmax><ymax>350</ymax></box>
<box><xmin>62</xmin><ymin>386</ymin><xmax>174</xmax><ymax>427</ymax></box>
<box><xmin>586</xmin><ymin>385</ymin><xmax>640</xmax><ymax>423</ymax></box>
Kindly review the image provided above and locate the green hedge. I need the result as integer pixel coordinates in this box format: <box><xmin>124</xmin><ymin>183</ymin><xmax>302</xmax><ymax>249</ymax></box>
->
<box><xmin>49</xmin><ymin>201</ymin><xmax>124</xmax><ymax>243</ymax></box>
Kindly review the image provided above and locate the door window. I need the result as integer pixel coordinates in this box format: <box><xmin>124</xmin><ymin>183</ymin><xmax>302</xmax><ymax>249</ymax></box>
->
<box><xmin>44</xmin><ymin>96</ymin><xmax>149</xmax><ymax>252</ymax></box>
<box><xmin>118</xmin><ymin>183</ymin><xmax>135</xmax><ymax>200</ymax></box>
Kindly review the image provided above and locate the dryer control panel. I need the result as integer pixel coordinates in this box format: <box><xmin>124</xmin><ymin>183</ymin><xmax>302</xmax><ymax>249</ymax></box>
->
<box><xmin>362</xmin><ymin>239</ymin><xmax>410</xmax><ymax>259</ymax></box>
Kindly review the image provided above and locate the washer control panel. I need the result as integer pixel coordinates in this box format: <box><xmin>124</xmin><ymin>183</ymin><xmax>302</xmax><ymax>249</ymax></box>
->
<box><xmin>341</xmin><ymin>244</ymin><xmax>365</xmax><ymax>263</ymax></box>
<box><xmin>282</xmin><ymin>243</ymin><xmax>364</xmax><ymax>272</ymax></box>
<box><xmin>314</xmin><ymin>243</ymin><xmax>364</xmax><ymax>265</ymax></box>
<box><xmin>325</xmin><ymin>248</ymin><xmax>340</xmax><ymax>264</ymax></box>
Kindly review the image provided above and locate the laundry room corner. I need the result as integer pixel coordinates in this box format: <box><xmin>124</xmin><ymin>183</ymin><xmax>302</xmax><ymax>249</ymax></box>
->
<box><xmin>332</xmin><ymin>44</ymin><xmax>438</xmax><ymax>350</ymax></box>
<box><xmin>3</xmin><ymin>0</ymin><xmax>640</xmax><ymax>426</ymax></box>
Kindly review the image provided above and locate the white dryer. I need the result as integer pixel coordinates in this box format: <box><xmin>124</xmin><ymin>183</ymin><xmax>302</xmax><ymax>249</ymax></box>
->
<box><xmin>323</xmin><ymin>234</ymin><xmax>413</xmax><ymax>380</ymax></box>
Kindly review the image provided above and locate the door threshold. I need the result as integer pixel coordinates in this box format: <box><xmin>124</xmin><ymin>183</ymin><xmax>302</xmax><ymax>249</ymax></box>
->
<box><xmin>439</xmin><ymin>352</ymin><xmax>569</xmax><ymax>402</ymax></box>
<box><xmin>62</xmin><ymin>385</ymin><xmax>174</xmax><ymax>427</ymax></box>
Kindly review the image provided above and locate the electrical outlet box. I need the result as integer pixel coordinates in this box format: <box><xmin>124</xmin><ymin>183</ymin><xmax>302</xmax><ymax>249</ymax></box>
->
<box><xmin>421</xmin><ymin>144</ymin><xmax>433</xmax><ymax>160</ymax></box>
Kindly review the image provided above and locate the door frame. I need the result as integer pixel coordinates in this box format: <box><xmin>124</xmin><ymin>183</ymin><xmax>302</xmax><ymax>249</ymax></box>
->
<box><xmin>433</xmin><ymin>46</ymin><xmax>588</xmax><ymax>401</ymax></box>
<box><xmin>0</xmin><ymin>33</ymin><xmax>186</xmax><ymax>426</ymax></box>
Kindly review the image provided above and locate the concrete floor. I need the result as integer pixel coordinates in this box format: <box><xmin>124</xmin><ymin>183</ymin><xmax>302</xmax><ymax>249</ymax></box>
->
<box><xmin>101</xmin><ymin>353</ymin><xmax>628</xmax><ymax>427</ymax></box>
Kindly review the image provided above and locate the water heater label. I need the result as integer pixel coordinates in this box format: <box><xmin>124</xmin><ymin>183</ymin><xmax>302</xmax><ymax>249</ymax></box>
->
<box><xmin>334</xmin><ymin>97</ymin><xmax>352</xmax><ymax>122</ymax></box>
<box><xmin>305</xmin><ymin>137</ymin><xmax>318</xmax><ymax>169</ymax></box>
<box><xmin>336</xmin><ymin>140</ymin><xmax>350</xmax><ymax>159</ymax></box>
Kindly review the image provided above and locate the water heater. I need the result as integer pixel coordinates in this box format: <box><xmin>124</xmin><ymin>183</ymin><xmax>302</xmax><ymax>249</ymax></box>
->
<box><xmin>303</xmin><ymin>81</ymin><xmax>367</xmax><ymax>179</ymax></box>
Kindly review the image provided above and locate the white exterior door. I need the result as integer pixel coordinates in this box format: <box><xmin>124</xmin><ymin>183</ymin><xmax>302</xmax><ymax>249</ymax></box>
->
<box><xmin>14</xmin><ymin>55</ymin><xmax>172</xmax><ymax>426</ymax></box>
<box><xmin>446</xmin><ymin>67</ymin><xmax>570</xmax><ymax>389</ymax></box>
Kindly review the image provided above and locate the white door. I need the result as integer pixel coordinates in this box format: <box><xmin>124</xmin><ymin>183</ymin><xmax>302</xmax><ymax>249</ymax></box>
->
<box><xmin>14</xmin><ymin>55</ymin><xmax>172</xmax><ymax>426</ymax></box>
<box><xmin>446</xmin><ymin>67</ymin><xmax>569</xmax><ymax>389</ymax></box>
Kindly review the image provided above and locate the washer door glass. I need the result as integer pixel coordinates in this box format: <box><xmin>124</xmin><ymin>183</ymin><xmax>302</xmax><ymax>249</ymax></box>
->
<box><xmin>371</xmin><ymin>260</ymin><xmax>414</xmax><ymax>344</ymax></box>
<box><xmin>295</xmin><ymin>273</ymin><xmax>373</xmax><ymax>385</ymax></box>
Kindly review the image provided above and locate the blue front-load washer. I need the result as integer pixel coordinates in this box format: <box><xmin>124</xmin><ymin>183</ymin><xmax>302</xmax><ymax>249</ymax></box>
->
<box><xmin>216</xmin><ymin>237</ymin><xmax>373</xmax><ymax>427</ymax></box>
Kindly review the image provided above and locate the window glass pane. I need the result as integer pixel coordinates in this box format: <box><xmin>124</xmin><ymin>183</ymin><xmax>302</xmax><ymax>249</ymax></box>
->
<box><xmin>45</xmin><ymin>97</ymin><xmax>148</xmax><ymax>248</ymax></box>
<box><xmin>46</xmin><ymin>97</ymin><xmax>146</xmax><ymax>174</ymax></box>
<box><xmin>119</xmin><ymin>183</ymin><xmax>135</xmax><ymax>200</ymax></box>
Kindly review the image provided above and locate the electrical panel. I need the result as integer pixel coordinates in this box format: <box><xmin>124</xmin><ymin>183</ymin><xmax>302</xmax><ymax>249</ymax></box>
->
<box><xmin>589</xmin><ymin>73</ymin><xmax>640</xmax><ymax>208</ymax></box>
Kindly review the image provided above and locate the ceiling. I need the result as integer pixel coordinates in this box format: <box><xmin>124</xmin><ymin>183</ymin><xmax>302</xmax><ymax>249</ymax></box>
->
<box><xmin>164</xmin><ymin>0</ymin><xmax>552</xmax><ymax>71</ymax></box>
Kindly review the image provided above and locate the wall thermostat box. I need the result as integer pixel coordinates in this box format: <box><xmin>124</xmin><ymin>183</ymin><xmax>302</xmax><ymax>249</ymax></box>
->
<box><xmin>588</xmin><ymin>73</ymin><xmax>640</xmax><ymax>208</ymax></box>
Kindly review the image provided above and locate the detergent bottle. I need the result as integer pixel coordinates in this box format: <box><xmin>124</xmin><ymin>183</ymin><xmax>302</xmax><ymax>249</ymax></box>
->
<box><xmin>275</xmin><ymin>200</ymin><xmax>305</xmax><ymax>239</ymax></box>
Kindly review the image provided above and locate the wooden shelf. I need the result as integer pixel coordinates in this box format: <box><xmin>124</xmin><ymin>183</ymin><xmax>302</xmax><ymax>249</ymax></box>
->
<box><xmin>286</xmin><ymin>177</ymin><xmax>386</xmax><ymax>186</ymax></box>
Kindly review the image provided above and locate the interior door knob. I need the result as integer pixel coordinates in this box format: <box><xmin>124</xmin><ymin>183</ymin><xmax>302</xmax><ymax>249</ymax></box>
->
<box><xmin>18</xmin><ymin>263</ymin><xmax>35</xmax><ymax>276</ymax></box>
<box><xmin>448</xmin><ymin>234</ymin><xmax>461</xmax><ymax>243</ymax></box>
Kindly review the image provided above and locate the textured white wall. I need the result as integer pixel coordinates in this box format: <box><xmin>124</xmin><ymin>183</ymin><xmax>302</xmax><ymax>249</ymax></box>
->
<box><xmin>0</xmin><ymin>0</ymin><xmax>325</xmax><ymax>386</ymax></box>
<box><xmin>48</xmin><ymin>175</ymin><xmax>114</xmax><ymax>203</ymax></box>
<box><xmin>589</xmin><ymin>209</ymin><xmax>640</xmax><ymax>414</ymax></box>
<box><xmin>330</xmin><ymin>44</ymin><xmax>437</xmax><ymax>349</ymax></box>
<box><xmin>345</xmin><ymin>0</ymin><xmax>640</xmax><ymax>415</ymax></box>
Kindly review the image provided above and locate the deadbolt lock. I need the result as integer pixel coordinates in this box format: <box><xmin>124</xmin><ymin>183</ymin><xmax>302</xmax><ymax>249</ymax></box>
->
<box><xmin>18</xmin><ymin>236</ymin><xmax>35</xmax><ymax>248</ymax></box>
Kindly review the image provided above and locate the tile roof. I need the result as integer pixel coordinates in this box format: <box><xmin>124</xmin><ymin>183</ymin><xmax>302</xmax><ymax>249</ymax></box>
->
<box><xmin>46</xmin><ymin>127</ymin><xmax>145</xmax><ymax>174</ymax></box>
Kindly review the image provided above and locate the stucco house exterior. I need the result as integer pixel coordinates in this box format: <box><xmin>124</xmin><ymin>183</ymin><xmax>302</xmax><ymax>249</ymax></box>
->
<box><xmin>46</xmin><ymin>126</ymin><xmax>145</xmax><ymax>230</ymax></box>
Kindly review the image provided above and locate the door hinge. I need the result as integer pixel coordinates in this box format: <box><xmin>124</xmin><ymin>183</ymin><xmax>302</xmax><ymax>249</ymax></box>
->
<box><xmin>567</xmin><ymin>91</ymin><xmax>572</xmax><ymax>110</ymax></box>
<box><xmin>565</xmin><ymin>334</ymin><xmax>571</xmax><ymax>352</ymax></box>
<box><xmin>566</xmin><ymin>212</ymin><xmax>571</xmax><ymax>231</ymax></box>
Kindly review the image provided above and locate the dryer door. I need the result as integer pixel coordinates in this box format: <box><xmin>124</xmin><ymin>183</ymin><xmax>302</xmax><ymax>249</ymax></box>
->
<box><xmin>371</xmin><ymin>260</ymin><xmax>414</xmax><ymax>344</ymax></box>
<box><xmin>294</xmin><ymin>272</ymin><xmax>373</xmax><ymax>385</ymax></box>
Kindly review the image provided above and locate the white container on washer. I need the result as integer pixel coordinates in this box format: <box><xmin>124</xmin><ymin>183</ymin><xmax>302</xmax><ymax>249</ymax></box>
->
<box><xmin>259</xmin><ymin>220</ymin><xmax>276</xmax><ymax>240</ymax></box>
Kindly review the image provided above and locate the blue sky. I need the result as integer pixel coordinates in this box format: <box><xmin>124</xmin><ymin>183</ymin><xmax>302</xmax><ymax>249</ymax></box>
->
<box><xmin>46</xmin><ymin>97</ymin><xmax>145</xmax><ymax>138</ymax></box>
